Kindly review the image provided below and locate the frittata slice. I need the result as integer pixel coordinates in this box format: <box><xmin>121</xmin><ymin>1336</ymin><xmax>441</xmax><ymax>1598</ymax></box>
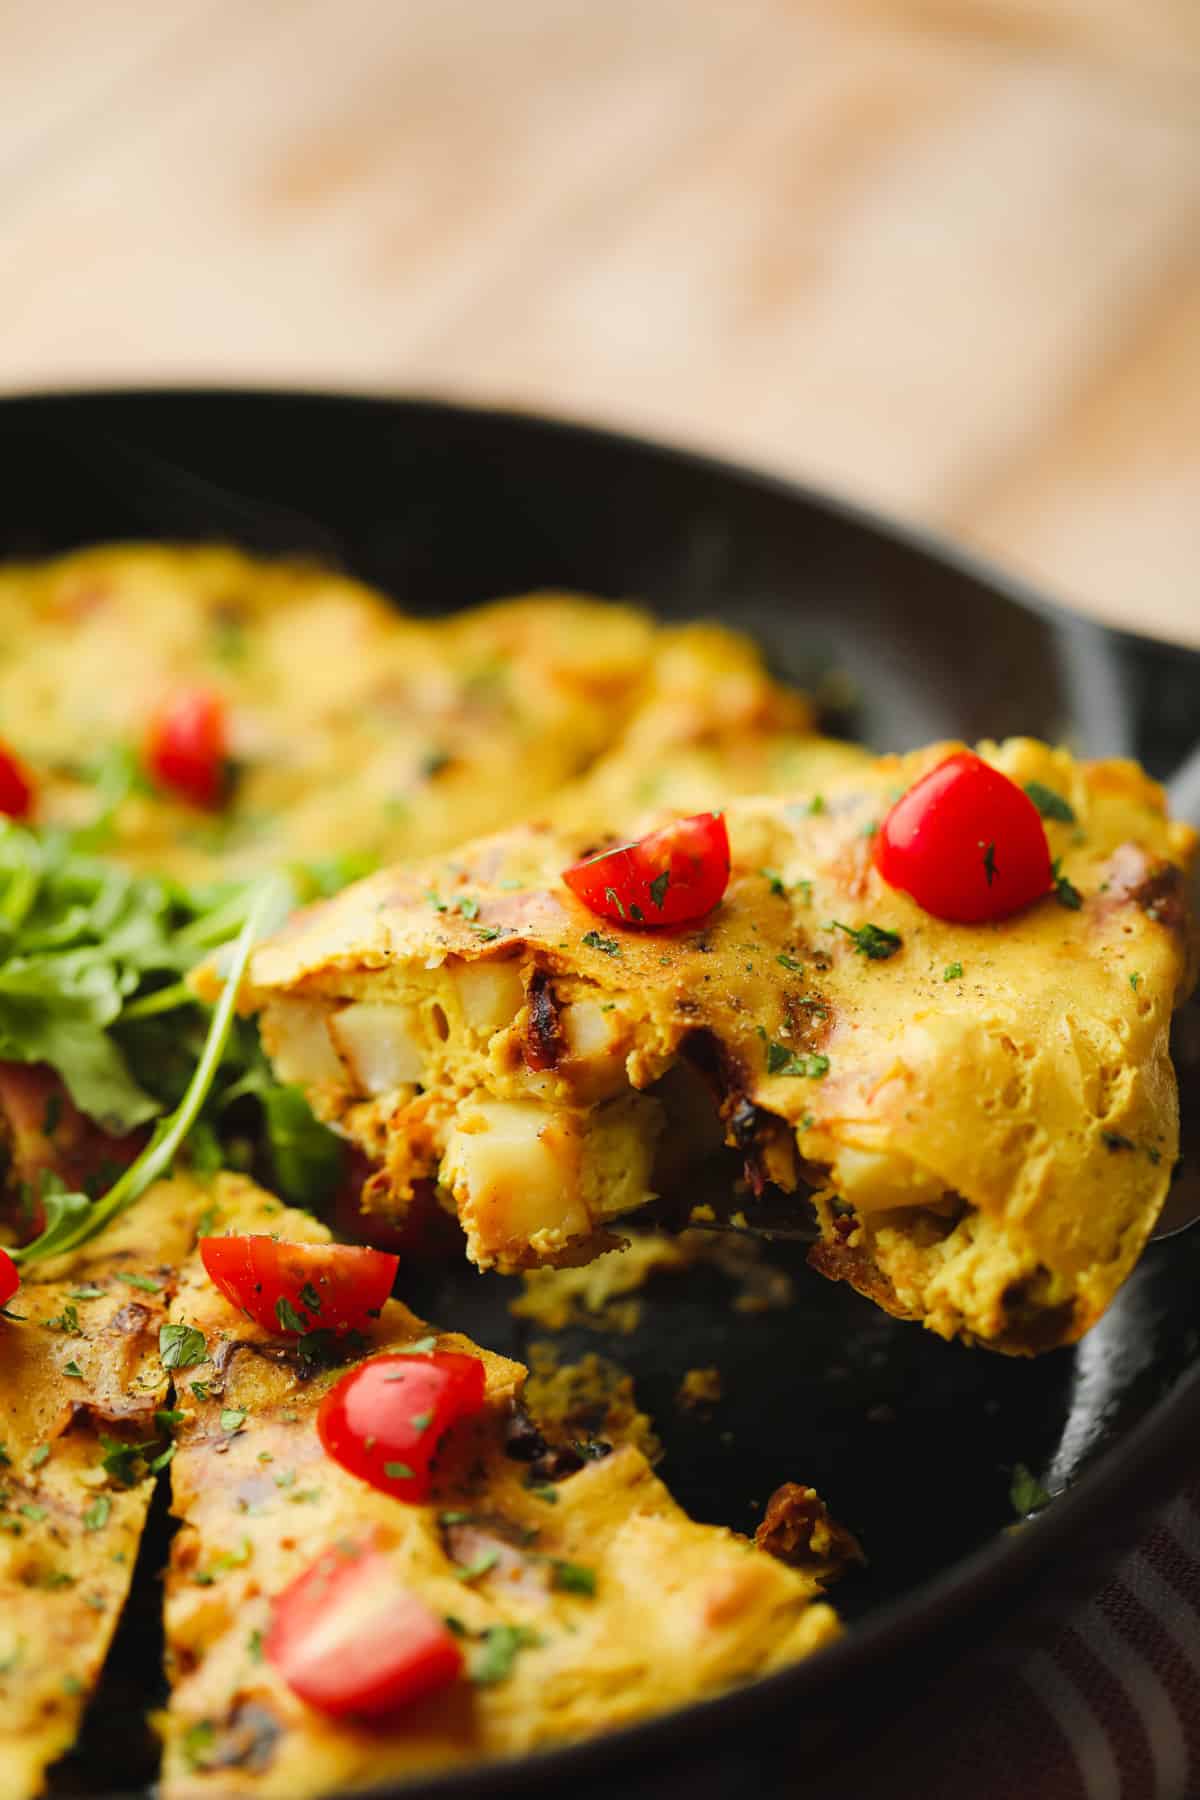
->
<box><xmin>0</xmin><ymin>1178</ymin><xmax>208</xmax><ymax>1799</ymax></box>
<box><xmin>0</xmin><ymin>545</ymin><xmax>818</xmax><ymax>882</ymax></box>
<box><xmin>227</xmin><ymin>739</ymin><xmax>1197</xmax><ymax>1351</ymax></box>
<box><xmin>159</xmin><ymin>1184</ymin><xmax>841</xmax><ymax>1797</ymax></box>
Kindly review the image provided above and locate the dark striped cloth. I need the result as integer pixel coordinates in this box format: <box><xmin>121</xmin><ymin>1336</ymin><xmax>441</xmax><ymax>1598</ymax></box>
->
<box><xmin>816</xmin><ymin>1491</ymin><xmax>1200</xmax><ymax>1800</ymax></box>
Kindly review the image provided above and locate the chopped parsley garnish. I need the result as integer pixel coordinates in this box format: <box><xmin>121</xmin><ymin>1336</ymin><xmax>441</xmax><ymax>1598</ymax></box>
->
<box><xmin>159</xmin><ymin>1323</ymin><xmax>208</xmax><ymax>1370</ymax></box>
<box><xmin>116</xmin><ymin>1272</ymin><xmax>162</xmax><ymax>1293</ymax></box>
<box><xmin>83</xmin><ymin>1495</ymin><xmax>112</xmax><ymax>1533</ymax></box>
<box><xmin>220</xmin><ymin>1408</ymin><xmax>248</xmax><ymax>1435</ymax></box>
<box><xmin>1024</xmin><ymin>782</ymin><xmax>1076</xmax><ymax>824</ymax></box>
<box><xmin>649</xmin><ymin>870</ymin><xmax>670</xmax><ymax>910</ymax></box>
<box><xmin>581</xmin><ymin>930</ymin><xmax>620</xmax><ymax>956</ymax></box>
<box><xmin>19</xmin><ymin>1503</ymin><xmax>47</xmax><ymax>1523</ymax></box>
<box><xmin>68</xmin><ymin>1287</ymin><xmax>104</xmax><ymax>1300</ymax></box>
<box><xmin>384</xmin><ymin>1461</ymin><xmax>414</xmax><ymax>1481</ymax></box>
<box><xmin>390</xmin><ymin>1335</ymin><xmax>437</xmax><ymax>1359</ymax></box>
<box><xmin>425</xmin><ymin>889</ymin><xmax>448</xmax><ymax>913</ymax></box>
<box><xmin>551</xmin><ymin>1560</ymin><xmax>596</xmax><ymax>1596</ymax></box>
<box><xmin>455</xmin><ymin>1548</ymin><xmax>500</xmax><ymax>1582</ymax></box>
<box><xmin>943</xmin><ymin>962</ymin><xmax>963</xmax><ymax>982</ymax></box>
<box><xmin>28</xmin><ymin>1444</ymin><xmax>50</xmax><ymax>1470</ymax></box>
<box><xmin>1130</xmin><ymin>972</ymin><xmax>1141</xmax><ymax>993</ymax></box>
<box><xmin>410</xmin><ymin>1411</ymin><xmax>433</xmax><ymax>1433</ymax></box>
<box><xmin>766</xmin><ymin>1042</ymin><xmax>830</xmax><ymax>1080</ymax></box>
<box><xmin>981</xmin><ymin>842</ymin><xmax>998</xmax><ymax>887</ymax></box>
<box><xmin>776</xmin><ymin>953</ymin><xmax>805</xmax><ymax>973</ymax></box>
<box><xmin>247</xmin><ymin>1628</ymin><xmax>264</xmax><ymax>1663</ymax></box>
<box><xmin>99</xmin><ymin>1436</ymin><xmax>155</xmax><ymax>1488</ymax></box>
<box><xmin>64</xmin><ymin>1360</ymin><xmax>84</xmax><ymax>1379</ymax></box>
<box><xmin>470</xmin><ymin>1623</ymin><xmax>540</xmax><ymax>1685</ymax></box>
<box><xmin>181</xmin><ymin>1721</ymin><xmax>216</xmax><ymax>1771</ymax></box>
<box><xmin>469</xmin><ymin>924</ymin><xmax>503</xmax><ymax>942</ymax></box>
<box><xmin>527</xmin><ymin>1483</ymin><xmax>559</xmax><ymax>1503</ymax></box>
<box><xmin>760</xmin><ymin>868</ymin><xmax>787</xmax><ymax>898</ymax></box>
<box><xmin>298</xmin><ymin>1282</ymin><xmax>322</xmax><ymax>1315</ymax></box>
<box><xmin>603</xmin><ymin>886</ymin><xmax>626</xmax><ymax>919</ymax></box>
<box><xmin>808</xmin><ymin>795</ymin><xmax>826</xmax><ymax>816</ymax></box>
<box><xmin>1101</xmin><ymin>1132</ymin><xmax>1135</xmax><ymax>1152</ymax></box>
<box><xmin>831</xmin><ymin>920</ymin><xmax>902</xmax><ymax>960</ymax></box>
<box><xmin>1010</xmin><ymin>1463</ymin><xmax>1051</xmax><ymax>1516</ymax></box>
<box><xmin>457</xmin><ymin>895</ymin><xmax>480</xmax><ymax>921</ymax></box>
<box><xmin>190</xmin><ymin>1379</ymin><xmax>213</xmax><ymax>1402</ymax></box>
<box><xmin>44</xmin><ymin>1303</ymin><xmax>82</xmax><ymax>1335</ymax></box>
<box><xmin>1051</xmin><ymin>860</ymin><xmax>1083</xmax><ymax>910</ymax></box>
<box><xmin>274</xmin><ymin>1297</ymin><xmax>309</xmax><ymax>1334</ymax></box>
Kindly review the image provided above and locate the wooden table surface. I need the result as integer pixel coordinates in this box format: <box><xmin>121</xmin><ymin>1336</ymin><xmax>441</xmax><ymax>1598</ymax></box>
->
<box><xmin>2</xmin><ymin>0</ymin><xmax>1197</xmax><ymax>646</ymax></box>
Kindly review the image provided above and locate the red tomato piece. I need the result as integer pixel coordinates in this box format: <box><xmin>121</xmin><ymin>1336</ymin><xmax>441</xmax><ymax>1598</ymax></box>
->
<box><xmin>563</xmin><ymin>811</ymin><xmax>731</xmax><ymax>929</ymax></box>
<box><xmin>144</xmin><ymin>687</ymin><xmax>229</xmax><ymax>809</ymax></box>
<box><xmin>199</xmin><ymin>1236</ymin><xmax>398</xmax><ymax>1336</ymax></box>
<box><xmin>317</xmin><ymin>1351</ymin><xmax>487</xmax><ymax>1504</ymax></box>
<box><xmin>266</xmin><ymin>1540</ymin><xmax>463</xmax><ymax>1717</ymax></box>
<box><xmin>874</xmin><ymin>751</ymin><xmax>1053</xmax><ymax>924</ymax></box>
<box><xmin>0</xmin><ymin>743</ymin><xmax>34</xmax><ymax>821</ymax></box>
<box><xmin>0</xmin><ymin>1247</ymin><xmax>19</xmax><ymax>1309</ymax></box>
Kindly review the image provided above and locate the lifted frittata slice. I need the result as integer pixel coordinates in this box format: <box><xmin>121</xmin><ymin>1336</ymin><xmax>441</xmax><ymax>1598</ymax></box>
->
<box><xmin>0</xmin><ymin>545</ymin><xmax>818</xmax><ymax>882</ymax></box>
<box><xmin>227</xmin><ymin>739</ymin><xmax>1197</xmax><ymax>1352</ymax></box>
<box><xmin>159</xmin><ymin>1184</ymin><xmax>841</xmax><ymax>1797</ymax></box>
<box><xmin>0</xmin><ymin>1177</ymin><xmax>208</xmax><ymax>1800</ymax></box>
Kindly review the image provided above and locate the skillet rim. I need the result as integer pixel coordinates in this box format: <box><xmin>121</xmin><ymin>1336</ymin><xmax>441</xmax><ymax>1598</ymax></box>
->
<box><xmin>4</xmin><ymin>383</ymin><xmax>1199</xmax><ymax>1796</ymax></box>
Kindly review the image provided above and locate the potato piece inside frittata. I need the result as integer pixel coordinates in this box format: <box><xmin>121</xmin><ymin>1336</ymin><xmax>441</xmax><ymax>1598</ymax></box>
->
<box><xmin>158</xmin><ymin>1183</ymin><xmax>841</xmax><ymax>1798</ymax></box>
<box><xmin>225</xmin><ymin>739</ymin><xmax>1198</xmax><ymax>1352</ymax></box>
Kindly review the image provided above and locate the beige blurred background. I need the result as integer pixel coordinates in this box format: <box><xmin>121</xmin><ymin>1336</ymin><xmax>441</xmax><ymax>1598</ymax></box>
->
<box><xmin>2</xmin><ymin>0</ymin><xmax>1197</xmax><ymax>645</ymax></box>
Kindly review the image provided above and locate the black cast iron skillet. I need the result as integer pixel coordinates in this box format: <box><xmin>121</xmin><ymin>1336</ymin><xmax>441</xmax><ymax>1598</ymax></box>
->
<box><xmin>5</xmin><ymin>390</ymin><xmax>1199</xmax><ymax>1800</ymax></box>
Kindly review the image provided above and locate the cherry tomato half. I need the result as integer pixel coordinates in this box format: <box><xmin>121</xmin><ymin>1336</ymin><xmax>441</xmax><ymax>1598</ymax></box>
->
<box><xmin>144</xmin><ymin>687</ymin><xmax>229</xmax><ymax>809</ymax></box>
<box><xmin>266</xmin><ymin>1540</ymin><xmax>463</xmax><ymax>1718</ymax></box>
<box><xmin>563</xmin><ymin>811</ymin><xmax>731</xmax><ymax>929</ymax></box>
<box><xmin>0</xmin><ymin>743</ymin><xmax>34</xmax><ymax>821</ymax></box>
<box><xmin>874</xmin><ymin>751</ymin><xmax>1053</xmax><ymax>924</ymax></box>
<box><xmin>0</xmin><ymin>1247</ymin><xmax>19</xmax><ymax>1309</ymax></box>
<box><xmin>318</xmin><ymin>1351</ymin><xmax>487</xmax><ymax>1504</ymax></box>
<box><xmin>199</xmin><ymin>1236</ymin><xmax>398</xmax><ymax>1336</ymax></box>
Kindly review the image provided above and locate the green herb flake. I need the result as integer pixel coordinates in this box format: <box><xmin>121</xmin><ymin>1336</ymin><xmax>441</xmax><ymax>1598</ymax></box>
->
<box><xmin>1102</xmin><ymin>1132</ymin><xmax>1135</xmax><ymax>1152</ymax></box>
<box><xmin>1010</xmin><ymin>1463</ymin><xmax>1051</xmax><ymax>1516</ymax></box>
<box><xmin>298</xmin><ymin>1281</ymin><xmax>322</xmax><ymax>1315</ymax></box>
<box><xmin>1024</xmin><ymin>782</ymin><xmax>1076</xmax><ymax>824</ymax></box>
<box><xmin>1130</xmin><ymin>972</ymin><xmax>1142</xmax><ymax>993</ymax></box>
<box><xmin>19</xmin><ymin>1504</ymin><xmax>47</xmax><ymax>1523</ymax></box>
<box><xmin>116</xmin><ymin>1271</ymin><xmax>162</xmax><ymax>1293</ymax></box>
<box><xmin>64</xmin><ymin>1360</ymin><xmax>85</xmax><ymax>1379</ymax></box>
<box><xmin>220</xmin><ymin>1408</ymin><xmax>248</xmax><ymax>1435</ymax></box>
<box><xmin>766</xmin><ymin>1042</ymin><xmax>830</xmax><ymax>1080</ymax></box>
<box><xmin>247</xmin><ymin>1628</ymin><xmax>264</xmax><ymax>1663</ymax></box>
<box><xmin>83</xmin><ymin>1495</ymin><xmax>112</xmax><ymax>1533</ymax></box>
<box><xmin>527</xmin><ymin>1483</ymin><xmax>559</xmax><ymax>1503</ymax></box>
<box><xmin>455</xmin><ymin>1548</ymin><xmax>501</xmax><ymax>1583</ymax></box>
<box><xmin>551</xmin><ymin>1560</ymin><xmax>596</xmax><ymax>1596</ymax></box>
<box><xmin>159</xmin><ymin>1323</ymin><xmax>208</xmax><ymax>1371</ymax></box>
<box><xmin>649</xmin><ymin>869</ymin><xmax>670</xmax><ymax>910</ymax></box>
<box><xmin>831</xmin><ymin>920</ymin><xmax>902</xmax><ymax>960</ymax></box>
<box><xmin>457</xmin><ymin>895</ymin><xmax>481</xmax><ymax>921</ymax></box>
<box><xmin>384</xmin><ymin>1461</ymin><xmax>415</xmax><ymax>1481</ymax></box>
<box><xmin>410</xmin><ymin>1411</ymin><xmax>433</xmax><ymax>1433</ymax></box>
<box><xmin>776</xmin><ymin>953</ymin><xmax>805</xmax><ymax>973</ymax></box>
<box><xmin>28</xmin><ymin>1444</ymin><xmax>50</xmax><ymax>1470</ymax></box>
<box><xmin>389</xmin><ymin>1335</ymin><xmax>438</xmax><ymax>1360</ymax></box>
<box><xmin>67</xmin><ymin>1287</ymin><xmax>104</xmax><ymax>1301</ymax></box>
<box><xmin>470</xmin><ymin>1624</ymin><xmax>541</xmax><ymax>1685</ymax></box>
<box><xmin>61</xmin><ymin>1673</ymin><xmax>85</xmax><ymax>1697</ymax></box>
<box><xmin>274</xmin><ymin>1297</ymin><xmax>309</xmax><ymax>1334</ymax></box>
<box><xmin>1051</xmin><ymin>860</ymin><xmax>1083</xmax><ymax>910</ymax></box>
<box><xmin>425</xmin><ymin>889</ymin><xmax>448</xmax><ymax>913</ymax></box>
<box><xmin>943</xmin><ymin>962</ymin><xmax>963</xmax><ymax>982</ymax></box>
<box><xmin>981</xmin><ymin>842</ymin><xmax>998</xmax><ymax>887</ymax></box>
<box><xmin>190</xmin><ymin>1380</ymin><xmax>212</xmax><ymax>1402</ymax></box>
<box><xmin>581</xmin><ymin>930</ymin><xmax>621</xmax><ymax>956</ymax></box>
<box><xmin>44</xmin><ymin>1304</ymin><xmax>82</xmax><ymax>1336</ymax></box>
<box><xmin>760</xmin><ymin>868</ymin><xmax>787</xmax><ymax>898</ymax></box>
<box><xmin>182</xmin><ymin>1720</ymin><xmax>216</xmax><ymax>1771</ymax></box>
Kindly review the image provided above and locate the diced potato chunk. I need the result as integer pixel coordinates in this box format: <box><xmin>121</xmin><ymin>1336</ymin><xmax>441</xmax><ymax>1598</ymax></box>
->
<box><xmin>260</xmin><ymin>998</ymin><xmax>345</xmax><ymax>1086</ymax></box>
<box><xmin>453</xmin><ymin>958</ymin><xmax>525</xmax><ymax>1036</ymax></box>
<box><xmin>444</xmin><ymin>1099</ymin><xmax>590</xmax><ymax>1265</ymax></box>
<box><xmin>328</xmin><ymin>1002</ymin><xmax>425</xmax><ymax>1094</ymax></box>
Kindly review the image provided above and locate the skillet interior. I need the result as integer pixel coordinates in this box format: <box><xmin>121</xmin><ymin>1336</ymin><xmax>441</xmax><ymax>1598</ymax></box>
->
<box><xmin>4</xmin><ymin>389</ymin><xmax>1199</xmax><ymax>1799</ymax></box>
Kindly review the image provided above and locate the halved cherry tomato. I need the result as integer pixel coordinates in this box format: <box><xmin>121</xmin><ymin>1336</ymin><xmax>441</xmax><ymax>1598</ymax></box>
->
<box><xmin>266</xmin><ymin>1539</ymin><xmax>463</xmax><ymax>1717</ymax></box>
<box><xmin>318</xmin><ymin>1350</ymin><xmax>487</xmax><ymax>1503</ymax></box>
<box><xmin>144</xmin><ymin>687</ymin><xmax>229</xmax><ymax>809</ymax></box>
<box><xmin>0</xmin><ymin>743</ymin><xmax>34</xmax><ymax>821</ymax></box>
<box><xmin>199</xmin><ymin>1236</ymin><xmax>398</xmax><ymax>1336</ymax></box>
<box><xmin>563</xmin><ymin>811</ymin><xmax>730</xmax><ymax>929</ymax></box>
<box><xmin>0</xmin><ymin>1247</ymin><xmax>19</xmax><ymax>1309</ymax></box>
<box><xmin>874</xmin><ymin>751</ymin><xmax>1053</xmax><ymax>924</ymax></box>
